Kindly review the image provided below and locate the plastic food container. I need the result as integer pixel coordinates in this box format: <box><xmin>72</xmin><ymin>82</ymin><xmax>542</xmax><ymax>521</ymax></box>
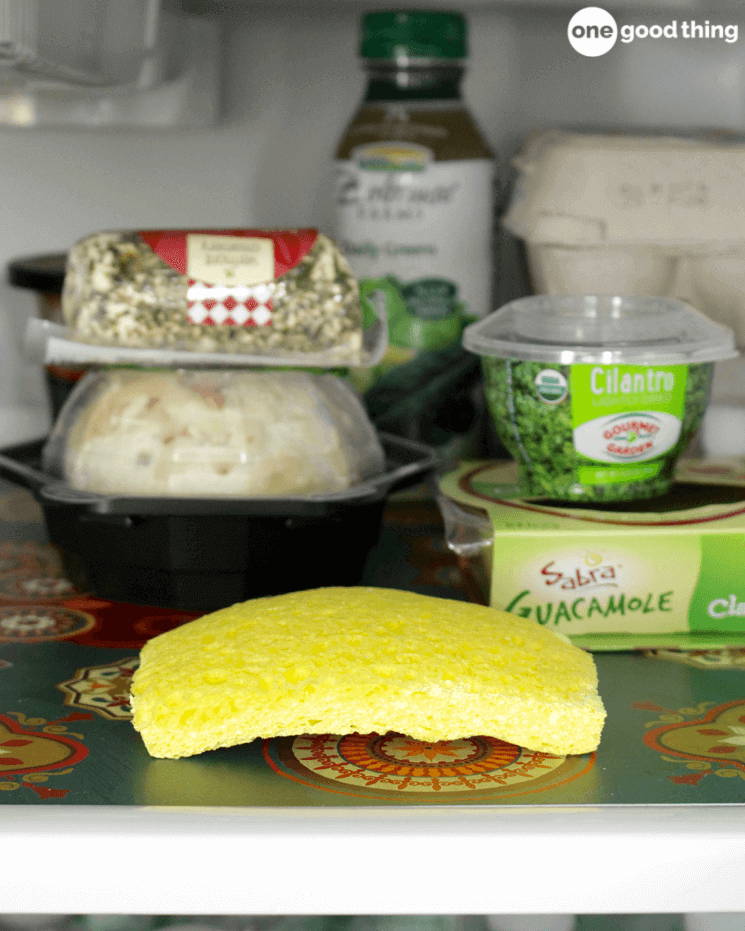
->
<box><xmin>502</xmin><ymin>130</ymin><xmax>745</xmax><ymax>347</ymax></box>
<box><xmin>0</xmin><ymin>432</ymin><xmax>438</xmax><ymax>612</ymax></box>
<box><xmin>462</xmin><ymin>295</ymin><xmax>737</xmax><ymax>502</ymax></box>
<box><xmin>56</xmin><ymin>228</ymin><xmax>386</xmax><ymax>367</ymax></box>
<box><xmin>42</xmin><ymin>369</ymin><xmax>386</xmax><ymax>498</ymax></box>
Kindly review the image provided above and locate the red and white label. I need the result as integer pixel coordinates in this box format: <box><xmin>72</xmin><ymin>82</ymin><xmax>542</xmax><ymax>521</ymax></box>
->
<box><xmin>138</xmin><ymin>229</ymin><xmax>317</xmax><ymax>327</ymax></box>
<box><xmin>185</xmin><ymin>281</ymin><xmax>273</xmax><ymax>327</ymax></box>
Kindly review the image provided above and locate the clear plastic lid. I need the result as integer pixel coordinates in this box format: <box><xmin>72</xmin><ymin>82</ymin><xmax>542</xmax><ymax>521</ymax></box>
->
<box><xmin>463</xmin><ymin>295</ymin><xmax>738</xmax><ymax>365</ymax></box>
<box><xmin>43</xmin><ymin>369</ymin><xmax>387</xmax><ymax>499</ymax></box>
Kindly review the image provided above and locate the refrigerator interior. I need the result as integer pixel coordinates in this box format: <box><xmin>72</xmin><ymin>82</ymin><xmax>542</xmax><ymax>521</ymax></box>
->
<box><xmin>1</xmin><ymin>3</ymin><xmax>745</xmax><ymax>919</ymax></box>
<box><xmin>3</xmin><ymin>0</ymin><xmax>745</xmax><ymax>446</ymax></box>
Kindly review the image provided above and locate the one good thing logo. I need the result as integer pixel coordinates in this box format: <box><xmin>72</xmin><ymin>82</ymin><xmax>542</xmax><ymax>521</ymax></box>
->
<box><xmin>568</xmin><ymin>7</ymin><xmax>618</xmax><ymax>56</ymax></box>
<box><xmin>568</xmin><ymin>5</ymin><xmax>739</xmax><ymax>56</ymax></box>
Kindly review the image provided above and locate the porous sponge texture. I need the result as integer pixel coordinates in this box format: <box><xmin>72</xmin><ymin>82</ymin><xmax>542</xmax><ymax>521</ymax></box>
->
<box><xmin>130</xmin><ymin>587</ymin><xmax>606</xmax><ymax>759</ymax></box>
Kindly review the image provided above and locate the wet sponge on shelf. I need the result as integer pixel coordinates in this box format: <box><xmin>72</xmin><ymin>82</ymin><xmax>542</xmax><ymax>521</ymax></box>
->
<box><xmin>129</xmin><ymin>586</ymin><xmax>606</xmax><ymax>759</ymax></box>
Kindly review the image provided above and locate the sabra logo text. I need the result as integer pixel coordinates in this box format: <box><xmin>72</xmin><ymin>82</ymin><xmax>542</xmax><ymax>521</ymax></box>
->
<box><xmin>541</xmin><ymin>553</ymin><xmax>617</xmax><ymax>591</ymax></box>
<box><xmin>708</xmin><ymin>595</ymin><xmax>745</xmax><ymax>619</ymax></box>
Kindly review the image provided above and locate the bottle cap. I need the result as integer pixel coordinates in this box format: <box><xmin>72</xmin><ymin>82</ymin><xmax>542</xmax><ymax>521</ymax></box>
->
<box><xmin>360</xmin><ymin>10</ymin><xmax>467</xmax><ymax>60</ymax></box>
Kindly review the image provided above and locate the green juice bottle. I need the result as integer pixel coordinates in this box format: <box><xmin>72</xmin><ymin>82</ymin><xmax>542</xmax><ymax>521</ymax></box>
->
<box><xmin>334</xmin><ymin>10</ymin><xmax>497</xmax><ymax>454</ymax></box>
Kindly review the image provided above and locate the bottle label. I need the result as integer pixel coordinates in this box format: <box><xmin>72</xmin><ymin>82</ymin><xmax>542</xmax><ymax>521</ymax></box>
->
<box><xmin>334</xmin><ymin>150</ymin><xmax>494</xmax><ymax>351</ymax></box>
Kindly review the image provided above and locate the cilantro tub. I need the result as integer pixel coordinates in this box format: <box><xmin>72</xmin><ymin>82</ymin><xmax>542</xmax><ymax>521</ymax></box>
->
<box><xmin>463</xmin><ymin>296</ymin><xmax>737</xmax><ymax>503</ymax></box>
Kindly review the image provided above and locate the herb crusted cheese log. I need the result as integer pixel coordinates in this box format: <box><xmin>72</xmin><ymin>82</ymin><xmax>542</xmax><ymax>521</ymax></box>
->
<box><xmin>62</xmin><ymin>230</ymin><xmax>363</xmax><ymax>357</ymax></box>
<box><xmin>129</xmin><ymin>587</ymin><xmax>606</xmax><ymax>759</ymax></box>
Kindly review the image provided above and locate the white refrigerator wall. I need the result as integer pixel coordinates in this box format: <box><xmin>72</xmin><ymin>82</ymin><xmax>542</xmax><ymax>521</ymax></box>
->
<box><xmin>1</xmin><ymin>2</ymin><xmax>744</xmax><ymax>444</ymax></box>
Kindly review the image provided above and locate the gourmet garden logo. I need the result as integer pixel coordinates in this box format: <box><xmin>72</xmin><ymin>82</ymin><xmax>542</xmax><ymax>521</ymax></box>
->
<box><xmin>602</xmin><ymin>415</ymin><xmax>660</xmax><ymax>459</ymax></box>
<box><xmin>573</xmin><ymin>409</ymin><xmax>681</xmax><ymax>463</ymax></box>
<box><xmin>568</xmin><ymin>6</ymin><xmax>738</xmax><ymax>57</ymax></box>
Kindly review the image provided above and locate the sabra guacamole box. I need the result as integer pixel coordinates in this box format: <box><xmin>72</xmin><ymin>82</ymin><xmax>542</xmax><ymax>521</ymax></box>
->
<box><xmin>439</xmin><ymin>458</ymin><xmax>745</xmax><ymax>651</ymax></box>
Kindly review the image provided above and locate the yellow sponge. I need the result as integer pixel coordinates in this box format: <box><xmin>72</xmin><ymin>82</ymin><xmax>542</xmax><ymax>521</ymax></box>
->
<box><xmin>130</xmin><ymin>587</ymin><xmax>606</xmax><ymax>759</ymax></box>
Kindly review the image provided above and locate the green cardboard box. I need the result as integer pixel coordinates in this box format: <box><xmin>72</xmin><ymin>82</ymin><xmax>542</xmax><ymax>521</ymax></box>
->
<box><xmin>439</xmin><ymin>457</ymin><xmax>745</xmax><ymax>651</ymax></box>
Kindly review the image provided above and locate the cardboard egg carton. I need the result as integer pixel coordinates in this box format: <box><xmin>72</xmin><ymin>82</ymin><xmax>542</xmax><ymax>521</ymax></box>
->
<box><xmin>502</xmin><ymin>129</ymin><xmax>745</xmax><ymax>346</ymax></box>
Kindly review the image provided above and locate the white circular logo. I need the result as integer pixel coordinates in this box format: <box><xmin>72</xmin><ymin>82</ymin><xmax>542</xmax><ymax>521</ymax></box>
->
<box><xmin>568</xmin><ymin>7</ymin><xmax>618</xmax><ymax>56</ymax></box>
<box><xmin>534</xmin><ymin>369</ymin><xmax>568</xmax><ymax>404</ymax></box>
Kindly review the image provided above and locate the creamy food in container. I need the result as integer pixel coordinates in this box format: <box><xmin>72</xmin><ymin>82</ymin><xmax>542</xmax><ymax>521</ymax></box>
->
<box><xmin>61</xmin><ymin>229</ymin><xmax>369</xmax><ymax>362</ymax></box>
<box><xmin>42</xmin><ymin>368</ymin><xmax>386</xmax><ymax>498</ymax></box>
<box><xmin>463</xmin><ymin>295</ymin><xmax>737</xmax><ymax>502</ymax></box>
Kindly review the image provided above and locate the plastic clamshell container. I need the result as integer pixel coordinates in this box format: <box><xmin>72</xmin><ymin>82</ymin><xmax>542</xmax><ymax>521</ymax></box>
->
<box><xmin>8</xmin><ymin>251</ymin><xmax>88</xmax><ymax>418</ymax></box>
<box><xmin>463</xmin><ymin>295</ymin><xmax>738</xmax><ymax>502</ymax></box>
<box><xmin>0</xmin><ymin>432</ymin><xmax>439</xmax><ymax>612</ymax></box>
<box><xmin>55</xmin><ymin>229</ymin><xmax>387</xmax><ymax>367</ymax></box>
<box><xmin>42</xmin><ymin>369</ymin><xmax>386</xmax><ymax>499</ymax></box>
<box><xmin>502</xmin><ymin>129</ymin><xmax>745</xmax><ymax>347</ymax></box>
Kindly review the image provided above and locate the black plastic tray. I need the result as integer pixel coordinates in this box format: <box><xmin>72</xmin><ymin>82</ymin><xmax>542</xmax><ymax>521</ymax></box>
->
<box><xmin>0</xmin><ymin>433</ymin><xmax>440</xmax><ymax>612</ymax></box>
